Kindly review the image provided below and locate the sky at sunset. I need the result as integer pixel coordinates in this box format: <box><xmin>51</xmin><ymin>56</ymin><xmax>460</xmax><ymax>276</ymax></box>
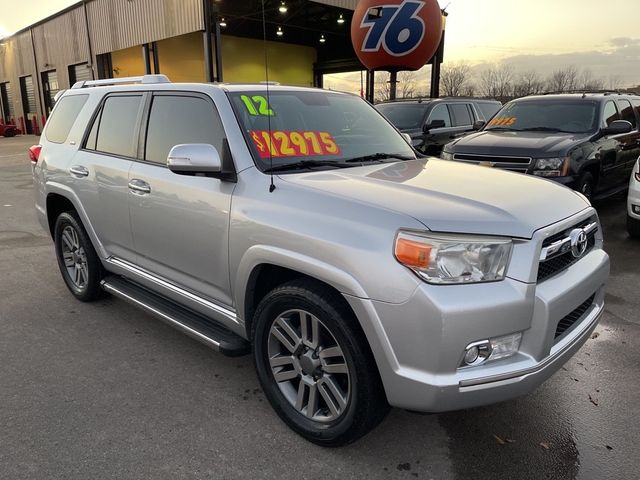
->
<box><xmin>2</xmin><ymin>0</ymin><xmax>640</xmax><ymax>91</ymax></box>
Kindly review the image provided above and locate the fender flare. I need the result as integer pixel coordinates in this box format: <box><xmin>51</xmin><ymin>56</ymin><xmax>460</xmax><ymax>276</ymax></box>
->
<box><xmin>234</xmin><ymin>245</ymin><xmax>369</xmax><ymax>323</ymax></box>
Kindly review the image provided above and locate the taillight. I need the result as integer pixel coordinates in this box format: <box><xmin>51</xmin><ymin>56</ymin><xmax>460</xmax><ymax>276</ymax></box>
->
<box><xmin>28</xmin><ymin>145</ymin><xmax>42</xmax><ymax>164</ymax></box>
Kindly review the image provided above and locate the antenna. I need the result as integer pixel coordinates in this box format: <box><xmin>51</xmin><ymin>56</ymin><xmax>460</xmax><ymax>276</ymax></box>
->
<box><xmin>261</xmin><ymin>0</ymin><xmax>276</xmax><ymax>193</ymax></box>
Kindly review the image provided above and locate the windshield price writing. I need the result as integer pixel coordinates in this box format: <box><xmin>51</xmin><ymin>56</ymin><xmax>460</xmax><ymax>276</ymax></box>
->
<box><xmin>250</xmin><ymin>130</ymin><xmax>341</xmax><ymax>158</ymax></box>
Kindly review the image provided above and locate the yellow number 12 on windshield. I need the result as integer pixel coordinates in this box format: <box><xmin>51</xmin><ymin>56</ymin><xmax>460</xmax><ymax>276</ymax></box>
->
<box><xmin>241</xmin><ymin>95</ymin><xmax>274</xmax><ymax>116</ymax></box>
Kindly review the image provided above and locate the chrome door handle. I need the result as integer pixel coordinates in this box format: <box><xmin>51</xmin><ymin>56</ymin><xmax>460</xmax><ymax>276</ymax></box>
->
<box><xmin>128</xmin><ymin>179</ymin><xmax>151</xmax><ymax>195</ymax></box>
<box><xmin>69</xmin><ymin>165</ymin><xmax>89</xmax><ymax>177</ymax></box>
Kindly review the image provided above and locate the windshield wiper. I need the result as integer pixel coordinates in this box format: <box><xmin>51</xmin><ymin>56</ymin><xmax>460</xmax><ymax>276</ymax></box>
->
<box><xmin>518</xmin><ymin>127</ymin><xmax>568</xmax><ymax>133</ymax></box>
<box><xmin>344</xmin><ymin>153</ymin><xmax>415</xmax><ymax>163</ymax></box>
<box><xmin>486</xmin><ymin>127</ymin><xmax>521</xmax><ymax>132</ymax></box>
<box><xmin>263</xmin><ymin>160</ymin><xmax>353</xmax><ymax>173</ymax></box>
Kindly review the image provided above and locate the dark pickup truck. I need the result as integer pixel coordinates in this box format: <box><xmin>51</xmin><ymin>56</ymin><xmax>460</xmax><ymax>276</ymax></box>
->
<box><xmin>441</xmin><ymin>92</ymin><xmax>640</xmax><ymax>200</ymax></box>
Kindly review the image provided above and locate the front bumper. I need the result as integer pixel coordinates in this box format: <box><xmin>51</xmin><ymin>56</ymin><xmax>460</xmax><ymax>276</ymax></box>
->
<box><xmin>345</xmin><ymin>235</ymin><xmax>609</xmax><ymax>412</ymax></box>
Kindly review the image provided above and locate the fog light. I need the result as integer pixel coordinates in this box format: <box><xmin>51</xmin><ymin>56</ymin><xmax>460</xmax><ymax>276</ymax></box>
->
<box><xmin>633</xmin><ymin>205</ymin><xmax>640</xmax><ymax>214</ymax></box>
<box><xmin>461</xmin><ymin>340</ymin><xmax>491</xmax><ymax>367</ymax></box>
<box><xmin>488</xmin><ymin>332</ymin><xmax>522</xmax><ymax>362</ymax></box>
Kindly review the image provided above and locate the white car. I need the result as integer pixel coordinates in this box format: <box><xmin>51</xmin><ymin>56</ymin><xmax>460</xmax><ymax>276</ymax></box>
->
<box><xmin>628</xmin><ymin>157</ymin><xmax>640</xmax><ymax>238</ymax></box>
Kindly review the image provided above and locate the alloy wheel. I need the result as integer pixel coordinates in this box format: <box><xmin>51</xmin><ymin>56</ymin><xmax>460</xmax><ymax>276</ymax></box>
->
<box><xmin>267</xmin><ymin>309</ymin><xmax>351</xmax><ymax>422</ymax></box>
<box><xmin>60</xmin><ymin>225</ymin><xmax>89</xmax><ymax>290</ymax></box>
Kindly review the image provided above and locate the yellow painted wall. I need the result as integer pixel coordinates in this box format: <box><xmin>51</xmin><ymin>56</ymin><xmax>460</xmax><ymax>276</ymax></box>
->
<box><xmin>110</xmin><ymin>33</ymin><xmax>317</xmax><ymax>87</ymax></box>
<box><xmin>221</xmin><ymin>35</ymin><xmax>316</xmax><ymax>87</ymax></box>
<box><xmin>157</xmin><ymin>32</ymin><xmax>206</xmax><ymax>82</ymax></box>
<box><xmin>111</xmin><ymin>46</ymin><xmax>145</xmax><ymax>78</ymax></box>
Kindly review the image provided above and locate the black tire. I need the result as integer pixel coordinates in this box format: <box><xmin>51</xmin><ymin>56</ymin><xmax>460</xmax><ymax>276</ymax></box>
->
<box><xmin>628</xmin><ymin>214</ymin><xmax>640</xmax><ymax>238</ymax></box>
<box><xmin>54</xmin><ymin>211</ymin><xmax>105</xmax><ymax>302</ymax></box>
<box><xmin>3</xmin><ymin>128</ymin><xmax>16</xmax><ymax>138</ymax></box>
<box><xmin>576</xmin><ymin>172</ymin><xmax>595</xmax><ymax>200</ymax></box>
<box><xmin>252</xmin><ymin>279</ymin><xmax>389</xmax><ymax>447</ymax></box>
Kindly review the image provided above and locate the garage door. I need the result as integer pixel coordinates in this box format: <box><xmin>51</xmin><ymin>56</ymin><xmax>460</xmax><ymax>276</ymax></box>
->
<box><xmin>69</xmin><ymin>63</ymin><xmax>93</xmax><ymax>85</ymax></box>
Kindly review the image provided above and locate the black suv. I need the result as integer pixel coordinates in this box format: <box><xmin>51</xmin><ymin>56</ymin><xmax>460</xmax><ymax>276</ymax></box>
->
<box><xmin>375</xmin><ymin>98</ymin><xmax>502</xmax><ymax>155</ymax></box>
<box><xmin>441</xmin><ymin>92</ymin><xmax>640</xmax><ymax>199</ymax></box>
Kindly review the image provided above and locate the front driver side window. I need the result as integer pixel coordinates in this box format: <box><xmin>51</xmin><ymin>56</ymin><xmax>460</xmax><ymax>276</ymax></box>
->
<box><xmin>427</xmin><ymin>104</ymin><xmax>452</xmax><ymax>128</ymax></box>
<box><xmin>602</xmin><ymin>101</ymin><xmax>619</xmax><ymax>128</ymax></box>
<box><xmin>144</xmin><ymin>94</ymin><xmax>225</xmax><ymax>164</ymax></box>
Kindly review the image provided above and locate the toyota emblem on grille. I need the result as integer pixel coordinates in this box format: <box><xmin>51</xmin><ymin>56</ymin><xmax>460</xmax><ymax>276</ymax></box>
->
<box><xmin>569</xmin><ymin>228</ymin><xmax>589</xmax><ymax>258</ymax></box>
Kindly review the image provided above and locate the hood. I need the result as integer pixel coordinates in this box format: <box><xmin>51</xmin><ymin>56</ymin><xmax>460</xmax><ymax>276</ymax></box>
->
<box><xmin>447</xmin><ymin>130</ymin><xmax>591</xmax><ymax>157</ymax></box>
<box><xmin>280</xmin><ymin>159</ymin><xmax>589</xmax><ymax>239</ymax></box>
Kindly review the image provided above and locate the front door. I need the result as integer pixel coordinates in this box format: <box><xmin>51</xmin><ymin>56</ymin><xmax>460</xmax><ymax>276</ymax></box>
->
<box><xmin>128</xmin><ymin>92</ymin><xmax>235</xmax><ymax>307</ymax></box>
<box><xmin>616</xmin><ymin>99</ymin><xmax>640</xmax><ymax>178</ymax></box>
<box><xmin>422</xmin><ymin>103</ymin><xmax>459</xmax><ymax>155</ymax></box>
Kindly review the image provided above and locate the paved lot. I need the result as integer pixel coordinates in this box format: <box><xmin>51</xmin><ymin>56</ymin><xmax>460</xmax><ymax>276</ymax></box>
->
<box><xmin>1</xmin><ymin>135</ymin><xmax>639</xmax><ymax>479</ymax></box>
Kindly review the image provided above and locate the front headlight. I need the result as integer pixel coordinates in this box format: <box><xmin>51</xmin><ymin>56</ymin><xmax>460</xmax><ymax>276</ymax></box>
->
<box><xmin>441</xmin><ymin>151</ymin><xmax>454</xmax><ymax>161</ymax></box>
<box><xmin>394</xmin><ymin>231</ymin><xmax>513</xmax><ymax>284</ymax></box>
<box><xmin>533</xmin><ymin>157</ymin><xmax>569</xmax><ymax>177</ymax></box>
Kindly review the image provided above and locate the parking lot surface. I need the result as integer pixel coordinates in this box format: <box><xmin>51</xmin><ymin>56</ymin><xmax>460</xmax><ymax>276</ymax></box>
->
<box><xmin>1</xmin><ymin>135</ymin><xmax>639</xmax><ymax>479</ymax></box>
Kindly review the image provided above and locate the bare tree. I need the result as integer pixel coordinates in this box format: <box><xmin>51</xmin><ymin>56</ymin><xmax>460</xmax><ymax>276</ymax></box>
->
<box><xmin>479</xmin><ymin>64</ymin><xmax>514</xmax><ymax>102</ymax></box>
<box><xmin>375</xmin><ymin>71</ymin><xmax>423</xmax><ymax>101</ymax></box>
<box><xmin>546</xmin><ymin>66</ymin><xmax>579</xmax><ymax>92</ymax></box>
<box><xmin>608</xmin><ymin>74</ymin><xmax>624</xmax><ymax>91</ymax></box>
<box><xmin>440</xmin><ymin>61</ymin><xmax>473</xmax><ymax>97</ymax></box>
<box><xmin>512</xmin><ymin>70</ymin><xmax>546</xmax><ymax>98</ymax></box>
<box><xmin>579</xmin><ymin>69</ymin><xmax>605</xmax><ymax>90</ymax></box>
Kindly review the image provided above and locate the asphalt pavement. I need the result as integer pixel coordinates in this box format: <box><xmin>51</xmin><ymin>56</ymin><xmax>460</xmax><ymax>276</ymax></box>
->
<box><xmin>1</xmin><ymin>135</ymin><xmax>639</xmax><ymax>479</ymax></box>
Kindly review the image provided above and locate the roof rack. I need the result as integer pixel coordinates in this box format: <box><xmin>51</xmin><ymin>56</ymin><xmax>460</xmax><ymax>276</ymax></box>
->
<box><xmin>71</xmin><ymin>74</ymin><xmax>171</xmax><ymax>89</ymax></box>
<box><xmin>542</xmin><ymin>89</ymin><xmax>635</xmax><ymax>96</ymax></box>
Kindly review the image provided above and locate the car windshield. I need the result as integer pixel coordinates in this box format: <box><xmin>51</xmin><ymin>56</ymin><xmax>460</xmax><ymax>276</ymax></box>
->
<box><xmin>228</xmin><ymin>90</ymin><xmax>416</xmax><ymax>171</ymax></box>
<box><xmin>375</xmin><ymin>103</ymin><xmax>429</xmax><ymax>130</ymax></box>
<box><xmin>485</xmin><ymin>100</ymin><xmax>599</xmax><ymax>134</ymax></box>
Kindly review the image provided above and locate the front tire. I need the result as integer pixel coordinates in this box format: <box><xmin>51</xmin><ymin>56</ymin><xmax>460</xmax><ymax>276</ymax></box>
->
<box><xmin>252</xmin><ymin>280</ymin><xmax>389</xmax><ymax>447</ymax></box>
<box><xmin>576</xmin><ymin>172</ymin><xmax>595</xmax><ymax>200</ymax></box>
<box><xmin>54</xmin><ymin>211</ymin><xmax>104</xmax><ymax>302</ymax></box>
<box><xmin>628</xmin><ymin>214</ymin><xmax>640</xmax><ymax>238</ymax></box>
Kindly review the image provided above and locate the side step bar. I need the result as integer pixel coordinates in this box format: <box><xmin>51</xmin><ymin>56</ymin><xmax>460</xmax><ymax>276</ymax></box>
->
<box><xmin>101</xmin><ymin>276</ymin><xmax>250</xmax><ymax>357</ymax></box>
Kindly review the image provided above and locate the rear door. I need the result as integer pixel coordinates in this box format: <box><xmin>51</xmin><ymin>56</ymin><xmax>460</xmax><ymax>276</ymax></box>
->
<box><xmin>72</xmin><ymin>93</ymin><xmax>144</xmax><ymax>262</ymax></box>
<box><xmin>127</xmin><ymin>92</ymin><xmax>235</xmax><ymax>307</ymax></box>
<box><xmin>448</xmin><ymin>102</ymin><xmax>475</xmax><ymax>136</ymax></box>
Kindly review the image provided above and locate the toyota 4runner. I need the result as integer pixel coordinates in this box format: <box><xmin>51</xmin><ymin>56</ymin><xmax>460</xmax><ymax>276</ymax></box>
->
<box><xmin>32</xmin><ymin>75</ymin><xmax>609</xmax><ymax>446</ymax></box>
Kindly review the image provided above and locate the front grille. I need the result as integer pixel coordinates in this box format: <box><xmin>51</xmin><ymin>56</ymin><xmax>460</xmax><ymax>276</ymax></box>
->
<box><xmin>555</xmin><ymin>294</ymin><xmax>596</xmax><ymax>340</ymax></box>
<box><xmin>537</xmin><ymin>217</ymin><xmax>598</xmax><ymax>282</ymax></box>
<box><xmin>453</xmin><ymin>153</ymin><xmax>532</xmax><ymax>172</ymax></box>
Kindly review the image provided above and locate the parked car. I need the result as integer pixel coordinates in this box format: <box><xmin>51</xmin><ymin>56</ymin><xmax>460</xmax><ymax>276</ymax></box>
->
<box><xmin>0</xmin><ymin>122</ymin><xmax>21</xmax><ymax>137</ymax></box>
<box><xmin>375</xmin><ymin>97</ymin><xmax>501</xmax><ymax>155</ymax></box>
<box><xmin>441</xmin><ymin>92</ymin><xmax>640</xmax><ymax>200</ymax></box>
<box><xmin>628</xmin><ymin>156</ymin><xmax>640</xmax><ymax>237</ymax></box>
<box><xmin>32</xmin><ymin>76</ymin><xmax>608</xmax><ymax>446</ymax></box>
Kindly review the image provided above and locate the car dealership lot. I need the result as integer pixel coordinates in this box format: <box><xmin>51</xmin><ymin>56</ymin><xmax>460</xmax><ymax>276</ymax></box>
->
<box><xmin>1</xmin><ymin>135</ymin><xmax>639</xmax><ymax>479</ymax></box>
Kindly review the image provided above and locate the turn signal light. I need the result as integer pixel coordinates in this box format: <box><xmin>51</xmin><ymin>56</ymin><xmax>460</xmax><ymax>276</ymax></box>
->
<box><xmin>28</xmin><ymin>145</ymin><xmax>42</xmax><ymax>164</ymax></box>
<box><xmin>394</xmin><ymin>238</ymin><xmax>431</xmax><ymax>268</ymax></box>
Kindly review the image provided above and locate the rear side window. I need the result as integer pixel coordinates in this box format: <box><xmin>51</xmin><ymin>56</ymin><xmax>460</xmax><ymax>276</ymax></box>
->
<box><xmin>85</xmin><ymin>95</ymin><xmax>143</xmax><ymax>157</ymax></box>
<box><xmin>44</xmin><ymin>94</ymin><xmax>88</xmax><ymax>143</ymax></box>
<box><xmin>602</xmin><ymin>101</ymin><xmax>619</xmax><ymax>127</ymax></box>
<box><xmin>449</xmin><ymin>103</ymin><xmax>472</xmax><ymax>126</ymax></box>
<box><xmin>618</xmin><ymin>99</ymin><xmax>637</xmax><ymax>128</ymax></box>
<box><xmin>427</xmin><ymin>104</ymin><xmax>451</xmax><ymax>127</ymax></box>
<box><xmin>477</xmin><ymin>102</ymin><xmax>501</xmax><ymax>121</ymax></box>
<box><xmin>144</xmin><ymin>95</ymin><xmax>225</xmax><ymax>164</ymax></box>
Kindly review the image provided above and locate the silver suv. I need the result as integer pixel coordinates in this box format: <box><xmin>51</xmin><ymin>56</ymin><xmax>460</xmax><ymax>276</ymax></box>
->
<box><xmin>32</xmin><ymin>75</ymin><xmax>609</xmax><ymax>446</ymax></box>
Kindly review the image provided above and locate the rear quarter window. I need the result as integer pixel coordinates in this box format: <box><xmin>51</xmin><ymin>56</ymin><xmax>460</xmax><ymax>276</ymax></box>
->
<box><xmin>44</xmin><ymin>94</ymin><xmax>89</xmax><ymax>144</ymax></box>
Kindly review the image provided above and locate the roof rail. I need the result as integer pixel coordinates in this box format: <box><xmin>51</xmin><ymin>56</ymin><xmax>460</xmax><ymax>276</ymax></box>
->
<box><xmin>71</xmin><ymin>74</ymin><xmax>171</xmax><ymax>89</ymax></box>
<box><xmin>542</xmin><ymin>89</ymin><xmax>632</xmax><ymax>96</ymax></box>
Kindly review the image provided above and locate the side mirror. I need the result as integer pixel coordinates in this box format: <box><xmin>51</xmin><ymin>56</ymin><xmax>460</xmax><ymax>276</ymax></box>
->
<box><xmin>423</xmin><ymin>119</ymin><xmax>446</xmax><ymax>134</ymax></box>
<box><xmin>601</xmin><ymin>120</ymin><xmax>633</xmax><ymax>136</ymax></box>
<box><xmin>472</xmin><ymin>120</ymin><xmax>486</xmax><ymax>131</ymax></box>
<box><xmin>401</xmin><ymin>133</ymin><xmax>412</xmax><ymax>145</ymax></box>
<box><xmin>168</xmin><ymin>144</ymin><xmax>222</xmax><ymax>176</ymax></box>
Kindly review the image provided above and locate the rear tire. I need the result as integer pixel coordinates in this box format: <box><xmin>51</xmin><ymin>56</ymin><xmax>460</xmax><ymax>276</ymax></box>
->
<box><xmin>3</xmin><ymin>128</ymin><xmax>16</xmax><ymax>138</ymax></box>
<box><xmin>628</xmin><ymin>214</ymin><xmax>640</xmax><ymax>238</ymax></box>
<box><xmin>252</xmin><ymin>279</ymin><xmax>389</xmax><ymax>447</ymax></box>
<box><xmin>54</xmin><ymin>211</ymin><xmax>105</xmax><ymax>302</ymax></box>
